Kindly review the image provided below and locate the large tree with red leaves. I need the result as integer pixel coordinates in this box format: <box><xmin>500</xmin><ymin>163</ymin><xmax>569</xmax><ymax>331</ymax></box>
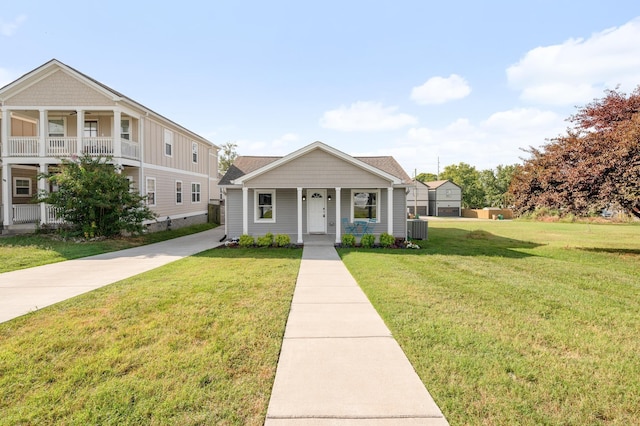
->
<box><xmin>510</xmin><ymin>88</ymin><xmax>640</xmax><ymax>218</ymax></box>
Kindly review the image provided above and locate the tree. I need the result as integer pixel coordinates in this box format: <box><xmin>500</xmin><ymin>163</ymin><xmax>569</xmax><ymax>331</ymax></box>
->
<box><xmin>219</xmin><ymin>141</ymin><xmax>238</xmax><ymax>173</ymax></box>
<box><xmin>480</xmin><ymin>164</ymin><xmax>518</xmax><ymax>207</ymax></box>
<box><xmin>415</xmin><ymin>172</ymin><xmax>438</xmax><ymax>182</ymax></box>
<box><xmin>510</xmin><ymin>87</ymin><xmax>640</xmax><ymax>218</ymax></box>
<box><xmin>440</xmin><ymin>162</ymin><xmax>485</xmax><ymax>208</ymax></box>
<box><xmin>39</xmin><ymin>155</ymin><xmax>155</xmax><ymax>238</ymax></box>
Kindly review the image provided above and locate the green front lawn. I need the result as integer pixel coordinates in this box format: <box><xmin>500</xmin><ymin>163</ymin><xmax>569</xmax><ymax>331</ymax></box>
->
<box><xmin>339</xmin><ymin>220</ymin><xmax>640</xmax><ymax>425</ymax></box>
<box><xmin>0</xmin><ymin>248</ymin><xmax>301</xmax><ymax>425</ymax></box>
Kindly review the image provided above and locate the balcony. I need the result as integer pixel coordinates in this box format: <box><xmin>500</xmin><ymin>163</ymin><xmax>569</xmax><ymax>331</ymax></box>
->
<box><xmin>3</xmin><ymin>136</ymin><xmax>140</xmax><ymax>160</ymax></box>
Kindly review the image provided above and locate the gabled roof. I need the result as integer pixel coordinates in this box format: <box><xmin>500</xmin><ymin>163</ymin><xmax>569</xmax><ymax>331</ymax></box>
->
<box><xmin>411</xmin><ymin>179</ymin><xmax>431</xmax><ymax>188</ymax></box>
<box><xmin>424</xmin><ymin>179</ymin><xmax>461</xmax><ymax>189</ymax></box>
<box><xmin>0</xmin><ymin>59</ymin><xmax>217</xmax><ymax>149</ymax></box>
<box><xmin>219</xmin><ymin>141</ymin><xmax>411</xmax><ymax>186</ymax></box>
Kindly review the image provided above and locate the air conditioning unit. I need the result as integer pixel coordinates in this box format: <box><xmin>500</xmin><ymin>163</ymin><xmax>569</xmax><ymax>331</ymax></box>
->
<box><xmin>407</xmin><ymin>219</ymin><xmax>428</xmax><ymax>240</ymax></box>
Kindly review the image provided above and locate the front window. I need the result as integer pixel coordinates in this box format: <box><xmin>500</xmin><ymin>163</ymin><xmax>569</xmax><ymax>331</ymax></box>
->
<box><xmin>351</xmin><ymin>190</ymin><xmax>379</xmax><ymax>222</ymax></box>
<box><xmin>146</xmin><ymin>178</ymin><xmax>156</xmax><ymax>206</ymax></box>
<box><xmin>13</xmin><ymin>178</ymin><xmax>32</xmax><ymax>197</ymax></box>
<box><xmin>84</xmin><ymin>120</ymin><xmax>98</xmax><ymax>137</ymax></box>
<box><xmin>48</xmin><ymin>118</ymin><xmax>64</xmax><ymax>137</ymax></box>
<box><xmin>164</xmin><ymin>129</ymin><xmax>173</xmax><ymax>157</ymax></box>
<box><xmin>121</xmin><ymin>119</ymin><xmax>130</xmax><ymax>140</ymax></box>
<box><xmin>254</xmin><ymin>190</ymin><xmax>275</xmax><ymax>222</ymax></box>
<box><xmin>191</xmin><ymin>183</ymin><xmax>201</xmax><ymax>203</ymax></box>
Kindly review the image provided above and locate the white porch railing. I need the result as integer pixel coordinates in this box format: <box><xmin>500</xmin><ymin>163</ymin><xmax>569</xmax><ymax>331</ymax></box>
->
<box><xmin>47</xmin><ymin>137</ymin><xmax>78</xmax><ymax>156</ymax></box>
<box><xmin>9</xmin><ymin>204</ymin><xmax>65</xmax><ymax>225</ymax></box>
<box><xmin>5</xmin><ymin>136</ymin><xmax>140</xmax><ymax>160</ymax></box>
<box><xmin>12</xmin><ymin>204</ymin><xmax>40</xmax><ymax>224</ymax></box>
<box><xmin>8</xmin><ymin>137</ymin><xmax>39</xmax><ymax>156</ymax></box>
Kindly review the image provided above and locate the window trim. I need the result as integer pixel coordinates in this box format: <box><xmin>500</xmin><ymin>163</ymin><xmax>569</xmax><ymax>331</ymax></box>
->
<box><xmin>48</xmin><ymin>117</ymin><xmax>65</xmax><ymax>137</ymax></box>
<box><xmin>13</xmin><ymin>177</ymin><xmax>32</xmax><ymax>197</ymax></box>
<box><xmin>191</xmin><ymin>182</ymin><xmax>201</xmax><ymax>203</ymax></box>
<box><xmin>164</xmin><ymin>129</ymin><xmax>173</xmax><ymax>157</ymax></box>
<box><xmin>350</xmin><ymin>189</ymin><xmax>380</xmax><ymax>223</ymax></box>
<box><xmin>146</xmin><ymin>177</ymin><xmax>156</xmax><ymax>207</ymax></box>
<box><xmin>121</xmin><ymin>118</ymin><xmax>131</xmax><ymax>140</ymax></box>
<box><xmin>176</xmin><ymin>180</ymin><xmax>183</xmax><ymax>205</ymax></box>
<box><xmin>192</xmin><ymin>141</ymin><xmax>198</xmax><ymax>163</ymax></box>
<box><xmin>254</xmin><ymin>189</ymin><xmax>276</xmax><ymax>223</ymax></box>
<box><xmin>84</xmin><ymin>120</ymin><xmax>98</xmax><ymax>137</ymax></box>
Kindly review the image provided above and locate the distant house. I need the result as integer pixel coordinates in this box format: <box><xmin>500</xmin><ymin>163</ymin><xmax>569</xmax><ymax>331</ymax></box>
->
<box><xmin>406</xmin><ymin>180</ymin><xmax>430</xmax><ymax>217</ymax></box>
<box><xmin>218</xmin><ymin>141</ymin><xmax>413</xmax><ymax>244</ymax></box>
<box><xmin>0</xmin><ymin>59</ymin><xmax>219</xmax><ymax>233</ymax></box>
<box><xmin>425</xmin><ymin>180</ymin><xmax>462</xmax><ymax>217</ymax></box>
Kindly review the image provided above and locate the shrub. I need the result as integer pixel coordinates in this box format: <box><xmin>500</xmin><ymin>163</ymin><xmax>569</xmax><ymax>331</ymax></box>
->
<box><xmin>341</xmin><ymin>233</ymin><xmax>356</xmax><ymax>247</ymax></box>
<box><xmin>379</xmin><ymin>232</ymin><xmax>395</xmax><ymax>248</ymax></box>
<box><xmin>256</xmin><ymin>232</ymin><xmax>274</xmax><ymax>248</ymax></box>
<box><xmin>275</xmin><ymin>234</ymin><xmax>291</xmax><ymax>247</ymax></box>
<box><xmin>239</xmin><ymin>234</ymin><xmax>255</xmax><ymax>247</ymax></box>
<box><xmin>360</xmin><ymin>233</ymin><xmax>375</xmax><ymax>248</ymax></box>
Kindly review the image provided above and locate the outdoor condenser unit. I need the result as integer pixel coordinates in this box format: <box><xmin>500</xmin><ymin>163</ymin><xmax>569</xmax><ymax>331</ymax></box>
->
<box><xmin>407</xmin><ymin>219</ymin><xmax>428</xmax><ymax>240</ymax></box>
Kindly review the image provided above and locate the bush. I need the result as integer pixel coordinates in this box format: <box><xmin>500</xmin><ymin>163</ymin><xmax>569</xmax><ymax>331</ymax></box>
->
<box><xmin>275</xmin><ymin>234</ymin><xmax>291</xmax><ymax>247</ymax></box>
<box><xmin>256</xmin><ymin>232</ymin><xmax>274</xmax><ymax>248</ymax></box>
<box><xmin>341</xmin><ymin>233</ymin><xmax>356</xmax><ymax>247</ymax></box>
<box><xmin>239</xmin><ymin>234</ymin><xmax>255</xmax><ymax>247</ymax></box>
<box><xmin>360</xmin><ymin>233</ymin><xmax>375</xmax><ymax>248</ymax></box>
<box><xmin>379</xmin><ymin>232</ymin><xmax>395</xmax><ymax>248</ymax></box>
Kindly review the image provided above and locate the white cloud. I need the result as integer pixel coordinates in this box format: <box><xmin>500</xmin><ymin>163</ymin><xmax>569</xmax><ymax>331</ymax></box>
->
<box><xmin>410</xmin><ymin>74</ymin><xmax>471</xmax><ymax>105</ymax></box>
<box><xmin>1</xmin><ymin>15</ymin><xmax>27</xmax><ymax>37</ymax></box>
<box><xmin>401</xmin><ymin>108</ymin><xmax>565</xmax><ymax>171</ymax></box>
<box><xmin>236</xmin><ymin>133</ymin><xmax>300</xmax><ymax>156</ymax></box>
<box><xmin>320</xmin><ymin>101</ymin><xmax>417</xmax><ymax>131</ymax></box>
<box><xmin>507</xmin><ymin>17</ymin><xmax>640</xmax><ymax>105</ymax></box>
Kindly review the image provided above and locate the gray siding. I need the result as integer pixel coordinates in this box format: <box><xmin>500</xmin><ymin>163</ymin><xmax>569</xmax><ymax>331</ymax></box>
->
<box><xmin>247</xmin><ymin>149</ymin><xmax>392</xmax><ymax>188</ymax></box>
<box><xmin>226</xmin><ymin>189</ymin><xmax>243</xmax><ymax>238</ymax></box>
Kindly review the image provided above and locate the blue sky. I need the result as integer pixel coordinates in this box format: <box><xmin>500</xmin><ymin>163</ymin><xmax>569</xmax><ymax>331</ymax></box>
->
<box><xmin>3</xmin><ymin>1</ymin><xmax>640</xmax><ymax>175</ymax></box>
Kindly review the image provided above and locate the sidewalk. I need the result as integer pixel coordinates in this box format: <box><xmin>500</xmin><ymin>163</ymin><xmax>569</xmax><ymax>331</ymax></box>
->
<box><xmin>0</xmin><ymin>227</ymin><xmax>226</xmax><ymax>323</ymax></box>
<box><xmin>265</xmin><ymin>241</ymin><xmax>449</xmax><ymax>425</ymax></box>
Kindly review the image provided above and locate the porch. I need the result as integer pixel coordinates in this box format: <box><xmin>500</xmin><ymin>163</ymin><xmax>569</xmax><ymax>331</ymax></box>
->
<box><xmin>0</xmin><ymin>203</ymin><xmax>63</xmax><ymax>234</ymax></box>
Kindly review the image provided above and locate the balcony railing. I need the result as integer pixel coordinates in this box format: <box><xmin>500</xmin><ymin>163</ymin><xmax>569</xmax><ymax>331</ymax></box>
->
<box><xmin>4</xmin><ymin>136</ymin><xmax>140</xmax><ymax>160</ymax></box>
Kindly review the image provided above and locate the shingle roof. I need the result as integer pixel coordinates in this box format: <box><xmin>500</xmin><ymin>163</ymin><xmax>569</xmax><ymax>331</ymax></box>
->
<box><xmin>219</xmin><ymin>153</ymin><xmax>411</xmax><ymax>185</ymax></box>
<box><xmin>424</xmin><ymin>180</ymin><xmax>458</xmax><ymax>188</ymax></box>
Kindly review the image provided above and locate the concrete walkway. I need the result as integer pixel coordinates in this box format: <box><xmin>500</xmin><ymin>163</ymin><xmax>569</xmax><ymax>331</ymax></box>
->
<box><xmin>0</xmin><ymin>227</ymin><xmax>226</xmax><ymax>323</ymax></box>
<box><xmin>265</xmin><ymin>241</ymin><xmax>449</xmax><ymax>425</ymax></box>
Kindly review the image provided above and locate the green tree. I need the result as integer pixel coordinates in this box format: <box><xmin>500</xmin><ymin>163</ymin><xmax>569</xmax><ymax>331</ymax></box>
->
<box><xmin>480</xmin><ymin>164</ymin><xmax>518</xmax><ymax>207</ymax></box>
<box><xmin>440</xmin><ymin>162</ymin><xmax>485</xmax><ymax>208</ymax></box>
<box><xmin>415</xmin><ymin>172</ymin><xmax>438</xmax><ymax>182</ymax></box>
<box><xmin>219</xmin><ymin>141</ymin><xmax>238</xmax><ymax>173</ymax></box>
<box><xmin>39</xmin><ymin>155</ymin><xmax>155</xmax><ymax>238</ymax></box>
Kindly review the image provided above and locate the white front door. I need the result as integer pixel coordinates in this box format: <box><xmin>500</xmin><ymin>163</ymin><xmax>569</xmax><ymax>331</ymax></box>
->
<box><xmin>307</xmin><ymin>190</ymin><xmax>326</xmax><ymax>234</ymax></box>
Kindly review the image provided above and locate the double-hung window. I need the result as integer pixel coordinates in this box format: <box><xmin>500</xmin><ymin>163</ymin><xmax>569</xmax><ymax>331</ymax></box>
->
<box><xmin>48</xmin><ymin>118</ymin><xmax>64</xmax><ymax>137</ymax></box>
<box><xmin>254</xmin><ymin>190</ymin><xmax>275</xmax><ymax>222</ymax></box>
<box><xmin>164</xmin><ymin>129</ymin><xmax>173</xmax><ymax>157</ymax></box>
<box><xmin>176</xmin><ymin>181</ymin><xmax>183</xmax><ymax>204</ymax></box>
<box><xmin>121</xmin><ymin>119</ymin><xmax>131</xmax><ymax>140</ymax></box>
<box><xmin>146</xmin><ymin>178</ymin><xmax>156</xmax><ymax>206</ymax></box>
<box><xmin>192</xmin><ymin>142</ymin><xmax>198</xmax><ymax>163</ymax></box>
<box><xmin>13</xmin><ymin>178</ymin><xmax>32</xmax><ymax>197</ymax></box>
<box><xmin>351</xmin><ymin>190</ymin><xmax>379</xmax><ymax>222</ymax></box>
<box><xmin>191</xmin><ymin>183</ymin><xmax>201</xmax><ymax>203</ymax></box>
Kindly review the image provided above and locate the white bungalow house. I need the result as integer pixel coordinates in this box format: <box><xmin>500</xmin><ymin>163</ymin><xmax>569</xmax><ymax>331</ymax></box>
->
<box><xmin>218</xmin><ymin>141</ymin><xmax>413</xmax><ymax>244</ymax></box>
<box><xmin>0</xmin><ymin>59</ymin><xmax>219</xmax><ymax>233</ymax></box>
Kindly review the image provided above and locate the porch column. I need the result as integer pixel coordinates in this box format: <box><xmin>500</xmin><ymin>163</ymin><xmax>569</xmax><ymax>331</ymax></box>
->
<box><xmin>39</xmin><ymin>163</ymin><xmax>48</xmax><ymax>224</ymax></box>
<box><xmin>335</xmin><ymin>187</ymin><xmax>341</xmax><ymax>244</ymax></box>
<box><xmin>388</xmin><ymin>186</ymin><xmax>394</xmax><ymax>236</ymax></box>
<box><xmin>242</xmin><ymin>187</ymin><xmax>248</xmax><ymax>235</ymax></box>
<box><xmin>1</xmin><ymin>108</ymin><xmax>8</xmax><ymax>157</ymax></box>
<box><xmin>39</xmin><ymin>109</ymin><xmax>46</xmax><ymax>156</ymax></box>
<box><xmin>113</xmin><ymin>109</ymin><xmax>122</xmax><ymax>158</ymax></box>
<box><xmin>2</xmin><ymin>165</ymin><xmax>12</xmax><ymax>227</ymax></box>
<box><xmin>76</xmin><ymin>109</ymin><xmax>84</xmax><ymax>156</ymax></box>
<box><xmin>297</xmin><ymin>187</ymin><xmax>303</xmax><ymax>244</ymax></box>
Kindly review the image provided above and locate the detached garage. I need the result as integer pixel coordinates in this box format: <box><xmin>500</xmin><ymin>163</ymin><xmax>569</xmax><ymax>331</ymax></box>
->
<box><xmin>425</xmin><ymin>180</ymin><xmax>462</xmax><ymax>217</ymax></box>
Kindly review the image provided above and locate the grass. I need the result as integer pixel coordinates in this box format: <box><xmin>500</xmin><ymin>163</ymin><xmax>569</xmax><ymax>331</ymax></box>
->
<box><xmin>338</xmin><ymin>220</ymin><xmax>640</xmax><ymax>425</ymax></box>
<box><xmin>0</xmin><ymin>248</ymin><xmax>301</xmax><ymax>425</ymax></box>
<box><xmin>0</xmin><ymin>223</ymin><xmax>217</xmax><ymax>273</ymax></box>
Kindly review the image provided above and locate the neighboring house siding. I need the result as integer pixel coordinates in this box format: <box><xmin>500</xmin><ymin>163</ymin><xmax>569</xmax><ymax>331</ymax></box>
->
<box><xmin>143</xmin><ymin>169</ymin><xmax>207</xmax><ymax>218</ymax></box>
<box><xmin>10</xmin><ymin>117</ymin><xmax>36</xmax><ymax>136</ymax></box>
<box><xmin>247</xmin><ymin>149</ymin><xmax>391</xmax><ymax>188</ymax></box>
<box><xmin>10</xmin><ymin>167</ymin><xmax>37</xmax><ymax>205</ymax></box>
<box><xmin>6</xmin><ymin>69</ymin><xmax>114</xmax><ymax>106</ymax></box>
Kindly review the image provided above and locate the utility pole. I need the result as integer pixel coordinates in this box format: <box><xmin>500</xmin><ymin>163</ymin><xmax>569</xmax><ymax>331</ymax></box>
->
<box><xmin>437</xmin><ymin>157</ymin><xmax>440</xmax><ymax>179</ymax></box>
